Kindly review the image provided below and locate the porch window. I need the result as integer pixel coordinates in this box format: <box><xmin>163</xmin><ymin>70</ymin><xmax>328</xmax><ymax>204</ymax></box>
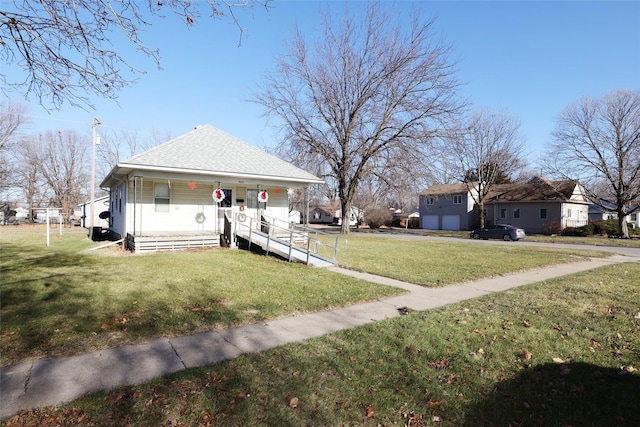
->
<box><xmin>154</xmin><ymin>183</ymin><xmax>170</xmax><ymax>213</ymax></box>
<box><xmin>513</xmin><ymin>208</ymin><xmax>520</xmax><ymax>219</ymax></box>
<box><xmin>453</xmin><ymin>195</ymin><xmax>463</xmax><ymax>204</ymax></box>
<box><xmin>500</xmin><ymin>208</ymin><xmax>507</xmax><ymax>219</ymax></box>
<box><xmin>540</xmin><ymin>208</ymin><xmax>548</xmax><ymax>219</ymax></box>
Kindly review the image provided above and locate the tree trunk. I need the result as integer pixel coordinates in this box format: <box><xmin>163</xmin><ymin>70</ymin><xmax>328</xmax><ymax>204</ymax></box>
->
<box><xmin>618</xmin><ymin>210</ymin><xmax>629</xmax><ymax>238</ymax></box>
<box><xmin>340</xmin><ymin>199</ymin><xmax>351</xmax><ymax>234</ymax></box>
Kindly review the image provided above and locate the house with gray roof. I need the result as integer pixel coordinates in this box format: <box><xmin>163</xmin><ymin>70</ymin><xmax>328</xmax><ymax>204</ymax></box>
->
<box><xmin>419</xmin><ymin>177</ymin><xmax>590</xmax><ymax>234</ymax></box>
<box><xmin>100</xmin><ymin>124</ymin><xmax>323</xmax><ymax>252</ymax></box>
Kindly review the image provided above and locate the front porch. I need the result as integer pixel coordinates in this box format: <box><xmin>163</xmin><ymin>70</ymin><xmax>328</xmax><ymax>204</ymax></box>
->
<box><xmin>125</xmin><ymin>231</ymin><xmax>223</xmax><ymax>253</ymax></box>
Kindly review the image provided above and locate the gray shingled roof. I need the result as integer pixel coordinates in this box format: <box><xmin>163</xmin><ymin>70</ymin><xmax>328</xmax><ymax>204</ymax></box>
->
<box><xmin>114</xmin><ymin>124</ymin><xmax>322</xmax><ymax>183</ymax></box>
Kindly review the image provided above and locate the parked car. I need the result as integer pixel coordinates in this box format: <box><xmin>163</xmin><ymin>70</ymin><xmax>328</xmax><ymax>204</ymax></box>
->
<box><xmin>470</xmin><ymin>224</ymin><xmax>526</xmax><ymax>241</ymax></box>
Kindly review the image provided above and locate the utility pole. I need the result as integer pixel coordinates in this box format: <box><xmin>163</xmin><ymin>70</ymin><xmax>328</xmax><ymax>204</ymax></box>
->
<box><xmin>90</xmin><ymin>118</ymin><xmax>101</xmax><ymax>231</ymax></box>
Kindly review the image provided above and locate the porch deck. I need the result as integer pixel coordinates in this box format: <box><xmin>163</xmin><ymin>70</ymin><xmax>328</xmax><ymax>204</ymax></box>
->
<box><xmin>126</xmin><ymin>231</ymin><xmax>221</xmax><ymax>253</ymax></box>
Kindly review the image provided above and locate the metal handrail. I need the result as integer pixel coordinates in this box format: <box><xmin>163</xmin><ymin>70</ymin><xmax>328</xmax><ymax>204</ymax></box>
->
<box><xmin>233</xmin><ymin>213</ymin><xmax>347</xmax><ymax>265</ymax></box>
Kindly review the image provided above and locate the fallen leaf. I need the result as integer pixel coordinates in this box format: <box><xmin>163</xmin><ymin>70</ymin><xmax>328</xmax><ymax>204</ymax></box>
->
<box><xmin>366</xmin><ymin>405</ymin><xmax>375</xmax><ymax>417</ymax></box>
<box><xmin>523</xmin><ymin>350</ymin><xmax>532</xmax><ymax>361</ymax></box>
<box><xmin>100</xmin><ymin>323</ymin><xmax>109</xmax><ymax>329</ymax></box>
<box><xmin>289</xmin><ymin>397</ymin><xmax>299</xmax><ymax>408</ymax></box>
<box><xmin>426</xmin><ymin>399</ymin><xmax>443</xmax><ymax>407</ymax></box>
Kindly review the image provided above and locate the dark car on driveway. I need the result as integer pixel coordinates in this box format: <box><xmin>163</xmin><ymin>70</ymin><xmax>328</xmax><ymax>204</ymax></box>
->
<box><xmin>470</xmin><ymin>224</ymin><xmax>525</xmax><ymax>241</ymax></box>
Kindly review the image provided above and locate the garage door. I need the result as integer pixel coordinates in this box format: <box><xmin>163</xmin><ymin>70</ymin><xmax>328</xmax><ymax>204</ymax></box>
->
<box><xmin>442</xmin><ymin>215</ymin><xmax>460</xmax><ymax>230</ymax></box>
<box><xmin>421</xmin><ymin>215</ymin><xmax>439</xmax><ymax>230</ymax></box>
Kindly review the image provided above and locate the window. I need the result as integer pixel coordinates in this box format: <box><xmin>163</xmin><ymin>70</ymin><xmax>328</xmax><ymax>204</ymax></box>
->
<box><xmin>154</xmin><ymin>183</ymin><xmax>170</xmax><ymax>213</ymax></box>
<box><xmin>500</xmin><ymin>208</ymin><xmax>507</xmax><ymax>219</ymax></box>
<box><xmin>567</xmin><ymin>208</ymin><xmax>572</xmax><ymax>218</ymax></box>
<box><xmin>540</xmin><ymin>208</ymin><xmax>548</xmax><ymax>219</ymax></box>
<box><xmin>513</xmin><ymin>208</ymin><xmax>520</xmax><ymax>219</ymax></box>
<box><xmin>425</xmin><ymin>196</ymin><xmax>434</xmax><ymax>205</ymax></box>
<box><xmin>453</xmin><ymin>195</ymin><xmax>463</xmax><ymax>204</ymax></box>
<box><xmin>246</xmin><ymin>189</ymin><xmax>258</xmax><ymax>210</ymax></box>
<box><xmin>219</xmin><ymin>189</ymin><xmax>232</xmax><ymax>208</ymax></box>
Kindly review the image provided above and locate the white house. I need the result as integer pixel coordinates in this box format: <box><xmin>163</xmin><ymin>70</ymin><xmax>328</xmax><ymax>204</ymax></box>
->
<box><xmin>100</xmin><ymin>124</ymin><xmax>323</xmax><ymax>251</ymax></box>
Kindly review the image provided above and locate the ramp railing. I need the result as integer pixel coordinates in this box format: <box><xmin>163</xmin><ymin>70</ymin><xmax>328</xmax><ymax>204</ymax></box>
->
<box><xmin>233</xmin><ymin>213</ymin><xmax>347</xmax><ymax>265</ymax></box>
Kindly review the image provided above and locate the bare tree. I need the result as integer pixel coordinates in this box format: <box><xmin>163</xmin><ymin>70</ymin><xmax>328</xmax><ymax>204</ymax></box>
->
<box><xmin>13</xmin><ymin>135</ymin><xmax>48</xmax><ymax>222</ymax></box>
<box><xmin>32</xmin><ymin>130</ymin><xmax>89</xmax><ymax>223</ymax></box>
<box><xmin>0</xmin><ymin>99</ymin><xmax>29</xmax><ymax>195</ymax></box>
<box><xmin>1</xmin><ymin>0</ymin><xmax>270</xmax><ymax>109</ymax></box>
<box><xmin>254</xmin><ymin>3</ymin><xmax>463</xmax><ymax>233</ymax></box>
<box><xmin>547</xmin><ymin>89</ymin><xmax>640</xmax><ymax>238</ymax></box>
<box><xmin>97</xmin><ymin>126</ymin><xmax>171</xmax><ymax>178</ymax></box>
<box><xmin>440</xmin><ymin>108</ymin><xmax>527</xmax><ymax>228</ymax></box>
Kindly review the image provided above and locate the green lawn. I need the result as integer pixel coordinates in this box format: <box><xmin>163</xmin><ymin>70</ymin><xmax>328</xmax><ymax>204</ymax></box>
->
<box><xmin>5</xmin><ymin>262</ymin><xmax>639</xmax><ymax>426</ymax></box>
<box><xmin>2</xmin><ymin>225</ymin><xmax>638</xmax><ymax>426</ymax></box>
<box><xmin>338</xmin><ymin>234</ymin><xmax>610</xmax><ymax>286</ymax></box>
<box><xmin>1</xmin><ymin>227</ymin><xmax>402</xmax><ymax>367</ymax></box>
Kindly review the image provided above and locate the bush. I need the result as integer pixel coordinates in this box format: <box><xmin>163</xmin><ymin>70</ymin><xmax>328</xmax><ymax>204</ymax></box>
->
<box><xmin>365</xmin><ymin>207</ymin><xmax>393</xmax><ymax>229</ymax></box>
<box><xmin>591</xmin><ymin>219</ymin><xmax>619</xmax><ymax>235</ymax></box>
<box><xmin>561</xmin><ymin>223</ymin><xmax>594</xmax><ymax>237</ymax></box>
<box><xmin>541</xmin><ymin>221</ymin><xmax>562</xmax><ymax>235</ymax></box>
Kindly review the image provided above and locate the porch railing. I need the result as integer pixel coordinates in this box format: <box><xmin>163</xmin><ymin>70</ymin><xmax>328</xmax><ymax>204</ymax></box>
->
<box><xmin>233</xmin><ymin>213</ymin><xmax>347</xmax><ymax>265</ymax></box>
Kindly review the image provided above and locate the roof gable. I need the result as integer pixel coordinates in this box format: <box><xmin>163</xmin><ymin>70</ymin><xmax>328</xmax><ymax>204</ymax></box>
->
<box><xmin>104</xmin><ymin>124</ymin><xmax>322</xmax><ymax>185</ymax></box>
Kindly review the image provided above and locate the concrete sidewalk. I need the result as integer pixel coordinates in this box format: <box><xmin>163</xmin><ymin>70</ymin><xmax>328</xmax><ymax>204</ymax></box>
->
<box><xmin>0</xmin><ymin>254</ymin><xmax>635</xmax><ymax>419</ymax></box>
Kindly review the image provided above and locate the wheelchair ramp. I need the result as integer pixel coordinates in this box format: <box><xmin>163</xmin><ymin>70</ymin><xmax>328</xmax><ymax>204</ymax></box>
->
<box><xmin>233</xmin><ymin>215</ymin><xmax>344</xmax><ymax>268</ymax></box>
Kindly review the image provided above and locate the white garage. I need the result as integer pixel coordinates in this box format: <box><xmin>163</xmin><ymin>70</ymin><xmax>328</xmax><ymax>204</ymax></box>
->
<box><xmin>421</xmin><ymin>215</ymin><xmax>439</xmax><ymax>230</ymax></box>
<box><xmin>442</xmin><ymin>215</ymin><xmax>461</xmax><ymax>230</ymax></box>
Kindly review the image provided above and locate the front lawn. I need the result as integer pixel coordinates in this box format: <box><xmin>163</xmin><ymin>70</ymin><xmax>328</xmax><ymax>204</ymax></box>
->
<box><xmin>1</xmin><ymin>227</ymin><xmax>612</xmax><ymax>368</ymax></box>
<box><xmin>1</xmin><ymin>227</ymin><xmax>403</xmax><ymax>367</ymax></box>
<box><xmin>6</xmin><ymin>262</ymin><xmax>639</xmax><ymax>426</ymax></box>
<box><xmin>338</xmin><ymin>234</ymin><xmax>610</xmax><ymax>286</ymax></box>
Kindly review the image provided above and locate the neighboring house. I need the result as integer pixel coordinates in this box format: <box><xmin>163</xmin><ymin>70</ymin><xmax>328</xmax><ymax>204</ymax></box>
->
<box><xmin>307</xmin><ymin>205</ymin><xmax>336</xmax><ymax>224</ymax></box>
<box><xmin>100</xmin><ymin>124</ymin><xmax>323</xmax><ymax>251</ymax></box>
<box><xmin>589</xmin><ymin>203</ymin><xmax>640</xmax><ymax>229</ymax></box>
<box><xmin>77</xmin><ymin>195</ymin><xmax>110</xmax><ymax>228</ymax></box>
<box><xmin>419</xmin><ymin>182</ymin><xmax>478</xmax><ymax>231</ymax></box>
<box><xmin>419</xmin><ymin>177</ymin><xmax>590</xmax><ymax>234</ymax></box>
<box><xmin>306</xmin><ymin>205</ymin><xmax>364</xmax><ymax>226</ymax></box>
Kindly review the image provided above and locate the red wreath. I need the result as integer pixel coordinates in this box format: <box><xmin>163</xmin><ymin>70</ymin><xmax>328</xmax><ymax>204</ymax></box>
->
<box><xmin>258</xmin><ymin>190</ymin><xmax>269</xmax><ymax>203</ymax></box>
<box><xmin>212</xmin><ymin>188</ymin><xmax>225</xmax><ymax>203</ymax></box>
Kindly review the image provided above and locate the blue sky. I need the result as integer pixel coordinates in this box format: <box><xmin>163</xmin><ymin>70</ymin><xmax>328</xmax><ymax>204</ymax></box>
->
<box><xmin>6</xmin><ymin>0</ymin><xmax>640</xmax><ymax>168</ymax></box>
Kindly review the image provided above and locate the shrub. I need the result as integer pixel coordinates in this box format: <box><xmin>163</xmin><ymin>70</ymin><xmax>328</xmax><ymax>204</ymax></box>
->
<box><xmin>541</xmin><ymin>221</ymin><xmax>562</xmax><ymax>235</ymax></box>
<box><xmin>365</xmin><ymin>207</ymin><xmax>393</xmax><ymax>229</ymax></box>
<box><xmin>561</xmin><ymin>223</ymin><xmax>594</xmax><ymax>237</ymax></box>
<box><xmin>591</xmin><ymin>219</ymin><xmax>619</xmax><ymax>235</ymax></box>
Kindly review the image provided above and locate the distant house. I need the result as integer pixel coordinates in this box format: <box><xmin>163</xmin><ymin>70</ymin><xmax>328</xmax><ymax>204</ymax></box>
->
<box><xmin>419</xmin><ymin>177</ymin><xmax>590</xmax><ymax>234</ymax></box>
<box><xmin>100</xmin><ymin>124</ymin><xmax>323</xmax><ymax>251</ymax></box>
<box><xmin>77</xmin><ymin>195</ymin><xmax>110</xmax><ymax>228</ymax></box>
<box><xmin>589</xmin><ymin>203</ymin><xmax>640</xmax><ymax>229</ymax></box>
<box><xmin>308</xmin><ymin>205</ymin><xmax>336</xmax><ymax>224</ymax></box>
<box><xmin>306</xmin><ymin>205</ymin><xmax>364</xmax><ymax>226</ymax></box>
